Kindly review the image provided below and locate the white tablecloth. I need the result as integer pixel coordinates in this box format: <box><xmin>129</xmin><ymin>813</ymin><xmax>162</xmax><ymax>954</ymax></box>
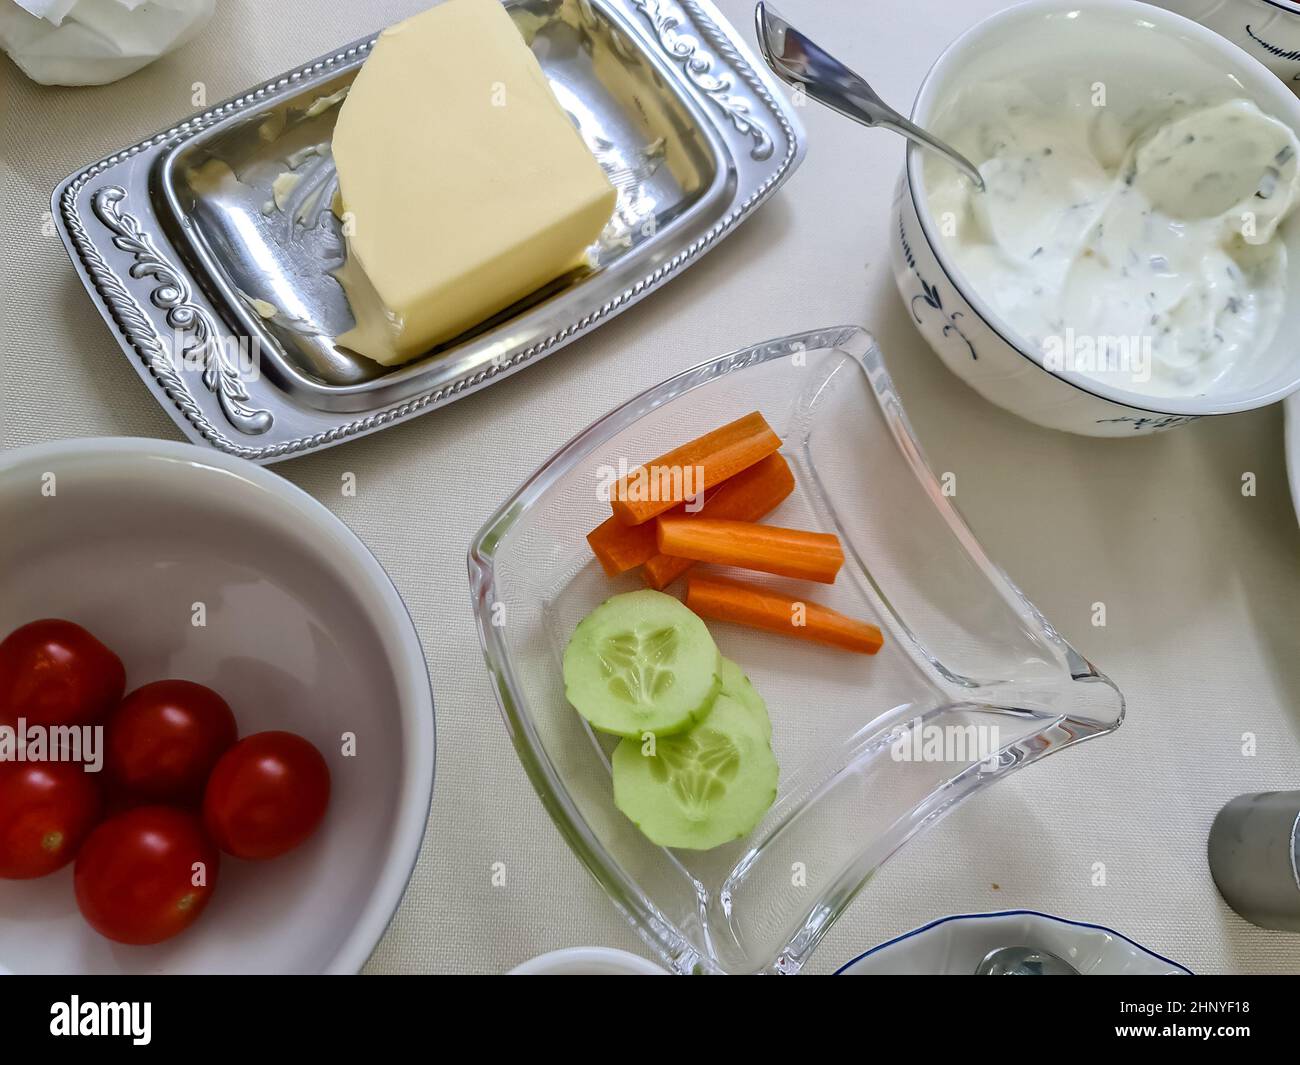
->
<box><xmin>3</xmin><ymin>0</ymin><xmax>1299</xmax><ymax>974</ymax></box>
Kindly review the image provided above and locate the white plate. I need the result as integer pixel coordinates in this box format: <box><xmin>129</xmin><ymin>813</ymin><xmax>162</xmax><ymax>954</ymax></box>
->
<box><xmin>835</xmin><ymin>911</ymin><xmax>1191</xmax><ymax>975</ymax></box>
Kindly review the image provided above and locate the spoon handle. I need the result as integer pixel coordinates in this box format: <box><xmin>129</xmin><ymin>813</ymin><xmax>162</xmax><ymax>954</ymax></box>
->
<box><xmin>755</xmin><ymin>2</ymin><xmax>985</xmax><ymax>189</ymax></box>
<box><xmin>876</xmin><ymin>114</ymin><xmax>986</xmax><ymax>191</ymax></box>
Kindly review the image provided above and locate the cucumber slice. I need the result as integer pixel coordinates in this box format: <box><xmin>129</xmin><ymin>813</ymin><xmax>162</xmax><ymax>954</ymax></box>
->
<box><xmin>612</xmin><ymin>694</ymin><xmax>778</xmax><ymax>850</ymax></box>
<box><xmin>563</xmin><ymin>589</ymin><xmax>721</xmax><ymax>739</ymax></box>
<box><xmin>718</xmin><ymin>657</ymin><xmax>771</xmax><ymax>743</ymax></box>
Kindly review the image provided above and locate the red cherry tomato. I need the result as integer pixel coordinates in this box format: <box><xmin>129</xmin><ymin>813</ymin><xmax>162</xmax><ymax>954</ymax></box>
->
<box><xmin>0</xmin><ymin>762</ymin><xmax>104</xmax><ymax>879</ymax></box>
<box><xmin>105</xmin><ymin>680</ymin><xmax>238</xmax><ymax>805</ymax></box>
<box><xmin>0</xmin><ymin>619</ymin><xmax>125</xmax><ymax>729</ymax></box>
<box><xmin>203</xmin><ymin>731</ymin><xmax>330</xmax><ymax>860</ymax></box>
<box><xmin>74</xmin><ymin>806</ymin><xmax>219</xmax><ymax>945</ymax></box>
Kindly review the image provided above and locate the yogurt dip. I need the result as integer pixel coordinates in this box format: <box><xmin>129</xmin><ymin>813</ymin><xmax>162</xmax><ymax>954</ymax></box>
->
<box><xmin>926</xmin><ymin>86</ymin><xmax>1300</xmax><ymax>397</ymax></box>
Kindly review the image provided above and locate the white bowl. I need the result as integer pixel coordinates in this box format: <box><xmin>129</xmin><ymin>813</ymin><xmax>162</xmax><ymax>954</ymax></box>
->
<box><xmin>1286</xmin><ymin>392</ymin><xmax>1300</xmax><ymax>522</ymax></box>
<box><xmin>1150</xmin><ymin>0</ymin><xmax>1300</xmax><ymax>93</ymax></box>
<box><xmin>0</xmin><ymin>438</ymin><xmax>435</xmax><ymax>973</ymax></box>
<box><xmin>836</xmin><ymin>911</ymin><xmax>1191</xmax><ymax>975</ymax></box>
<box><xmin>893</xmin><ymin>0</ymin><xmax>1300</xmax><ymax>435</ymax></box>
<box><xmin>508</xmin><ymin>947</ymin><xmax>669</xmax><ymax>975</ymax></box>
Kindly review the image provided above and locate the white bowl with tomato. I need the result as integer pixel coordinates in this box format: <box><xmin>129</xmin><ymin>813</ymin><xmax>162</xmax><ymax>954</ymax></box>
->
<box><xmin>0</xmin><ymin>438</ymin><xmax>435</xmax><ymax>973</ymax></box>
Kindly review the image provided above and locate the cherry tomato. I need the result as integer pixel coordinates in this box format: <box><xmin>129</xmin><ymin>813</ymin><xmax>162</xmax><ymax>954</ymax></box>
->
<box><xmin>0</xmin><ymin>619</ymin><xmax>125</xmax><ymax>729</ymax></box>
<box><xmin>203</xmin><ymin>731</ymin><xmax>330</xmax><ymax>860</ymax></box>
<box><xmin>74</xmin><ymin>806</ymin><xmax>219</xmax><ymax>945</ymax></box>
<box><xmin>105</xmin><ymin>680</ymin><xmax>237</xmax><ymax>805</ymax></box>
<box><xmin>0</xmin><ymin>762</ymin><xmax>104</xmax><ymax>879</ymax></box>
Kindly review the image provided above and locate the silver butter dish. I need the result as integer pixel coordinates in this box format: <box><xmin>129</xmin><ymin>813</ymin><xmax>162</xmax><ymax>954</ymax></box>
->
<box><xmin>53</xmin><ymin>0</ymin><xmax>805</xmax><ymax>462</ymax></box>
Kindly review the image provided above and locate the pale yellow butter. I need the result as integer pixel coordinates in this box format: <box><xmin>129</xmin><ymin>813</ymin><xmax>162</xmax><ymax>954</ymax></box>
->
<box><xmin>330</xmin><ymin>0</ymin><xmax>617</xmax><ymax>366</ymax></box>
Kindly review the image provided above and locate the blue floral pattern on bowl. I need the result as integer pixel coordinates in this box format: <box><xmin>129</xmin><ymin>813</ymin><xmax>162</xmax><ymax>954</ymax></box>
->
<box><xmin>898</xmin><ymin>217</ymin><xmax>978</xmax><ymax>361</ymax></box>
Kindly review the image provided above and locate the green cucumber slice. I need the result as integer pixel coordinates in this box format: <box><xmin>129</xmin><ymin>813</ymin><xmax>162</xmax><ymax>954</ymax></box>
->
<box><xmin>718</xmin><ymin>657</ymin><xmax>771</xmax><ymax>742</ymax></box>
<box><xmin>612</xmin><ymin>694</ymin><xmax>778</xmax><ymax>850</ymax></box>
<box><xmin>563</xmin><ymin>589</ymin><xmax>721</xmax><ymax>738</ymax></box>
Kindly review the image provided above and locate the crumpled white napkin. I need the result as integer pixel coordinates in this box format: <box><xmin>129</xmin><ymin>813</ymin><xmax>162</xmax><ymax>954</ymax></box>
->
<box><xmin>0</xmin><ymin>0</ymin><xmax>214</xmax><ymax>85</ymax></box>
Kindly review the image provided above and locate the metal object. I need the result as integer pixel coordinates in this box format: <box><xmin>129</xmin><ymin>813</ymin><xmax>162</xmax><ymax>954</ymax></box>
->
<box><xmin>52</xmin><ymin>0</ymin><xmax>804</xmax><ymax>463</ymax></box>
<box><xmin>1208</xmin><ymin>790</ymin><xmax>1300</xmax><ymax>932</ymax></box>
<box><xmin>976</xmin><ymin>945</ymin><xmax>1080</xmax><ymax>975</ymax></box>
<box><xmin>753</xmin><ymin>1</ymin><xmax>983</xmax><ymax>189</ymax></box>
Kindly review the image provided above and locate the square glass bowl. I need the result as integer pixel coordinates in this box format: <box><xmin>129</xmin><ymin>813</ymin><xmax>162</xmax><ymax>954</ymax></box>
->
<box><xmin>469</xmin><ymin>326</ymin><xmax>1124</xmax><ymax>974</ymax></box>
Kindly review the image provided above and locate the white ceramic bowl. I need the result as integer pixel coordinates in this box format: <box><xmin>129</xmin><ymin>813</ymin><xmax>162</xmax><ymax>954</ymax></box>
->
<box><xmin>1286</xmin><ymin>392</ymin><xmax>1300</xmax><ymax>522</ymax></box>
<box><xmin>836</xmin><ymin>911</ymin><xmax>1191</xmax><ymax>975</ymax></box>
<box><xmin>0</xmin><ymin>438</ymin><xmax>435</xmax><ymax>974</ymax></box>
<box><xmin>893</xmin><ymin>0</ymin><xmax>1300</xmax><ymax>436</ymax></box>
<box><xmin>1150</xmin><ymin>0</ymin><xmax>1300</xmax><ymax>93</ymax></box>
<box><xmin>509</xmin><ymin>947</ymin><xmax>669</xmax><ymax>975</ymax></box>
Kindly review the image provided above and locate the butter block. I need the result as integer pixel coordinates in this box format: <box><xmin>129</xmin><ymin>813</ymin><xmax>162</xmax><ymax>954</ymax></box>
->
<box><xmin>331</xmin><ymin>0</ymin><xmax>617</xmax><ymax>365</ymax></box>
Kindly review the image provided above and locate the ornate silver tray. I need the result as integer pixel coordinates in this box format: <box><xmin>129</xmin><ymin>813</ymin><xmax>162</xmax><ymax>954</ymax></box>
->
<box><xmin>53</xmin><ymin>0</ymin><xmax>804</xmax><ymax>463</ymax></box>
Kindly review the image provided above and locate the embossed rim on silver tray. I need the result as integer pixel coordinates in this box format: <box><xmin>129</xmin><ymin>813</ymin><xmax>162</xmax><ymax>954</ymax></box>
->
<box><xmin>52</xmin><ymin>0</ymin><xmax>806</xmax><ymax>463</ymax></box>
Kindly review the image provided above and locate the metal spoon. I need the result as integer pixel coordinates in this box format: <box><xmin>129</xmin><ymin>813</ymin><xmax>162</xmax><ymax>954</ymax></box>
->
<box><xmin>754</xmin><ymin>2</ymin><xmax>985</xmax><ymax>190</ymax></box>
<box><xmin>976</xmin><ymin>946</ymin><xmax>1080</xmax><ymax>975</ymax></box>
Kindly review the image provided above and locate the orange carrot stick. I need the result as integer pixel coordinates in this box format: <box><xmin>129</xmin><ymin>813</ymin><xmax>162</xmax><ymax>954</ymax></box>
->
<box><xmin>609</xmin><ymin>411</ymin><xmax>781</xmax><ymax>526</ymax></box>
<box><xmin>641</xmin><ymin>453</ymin><xmax>795</xmax><ymax>589</ymax></box>
<box><xmin>656</xmin><ymin>517</ymin><xmax>844</xmax><ymax>584</ymax></box>
<box><xmin>685</xmin><ymin>574</ymin><xmax>883</xmax><ymax>655</ymax></box>
<box><xmin>587</xmin><ymin>515</ymin><xmax>658</xmax><ymax>577</ymax></box>
<box><xmin>590</xmin><ymin>453</ymin><xmax>796</xmax><ymax>579</ymax></box>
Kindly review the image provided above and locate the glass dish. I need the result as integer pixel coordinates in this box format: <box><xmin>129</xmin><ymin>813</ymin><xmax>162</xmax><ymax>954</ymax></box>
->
<box><xmin>468</xmin><ymin>325</ymin><xmax>1124</xmax><ymax>974</ymax></box>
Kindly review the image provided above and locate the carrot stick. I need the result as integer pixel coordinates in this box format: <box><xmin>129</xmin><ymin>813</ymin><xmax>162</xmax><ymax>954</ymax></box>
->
<box><xmin>656</xmin><ymin>517</ymin><xmax>844</xmax><ymax>584</ymax></box>
<box><xmin>587</xmin><ymin>515</ymin><xmax>658</xmax><ymax>577</ymax></box>
<box><xmin>641</xmin><ymin>453</ymin><xmax>795</xmax><ymax>589</ymax></box>
<box><xmin>609</xmin><ymin>411</ymin><xmax>781</xmax><ymax>526</ymax></box>
<box><xmin>590</xmin><ymin>453</ymin><xmax>795</xmax><ymax>579</ymax></box>
<box><xmin>685</xmin><ymin>574</ymin><xmax>883</xmax><ymax>655</ymax></box>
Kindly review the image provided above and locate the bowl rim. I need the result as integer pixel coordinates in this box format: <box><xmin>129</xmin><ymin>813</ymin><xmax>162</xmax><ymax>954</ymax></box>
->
<box><xmin>507</xmin><ymin>946</ymin><xmax>669</xmax><ymax>974</ymax></box>
<box><xmin>905</xmin><ymin>0</ymin><xmax>1300</xmax><ymax>418</ymax></box>
<box><xmin>833</xmin><ymin>909</ymin><xmax>1193</xmax><ymax>974</ymax></box>
<box><xmin>1255</xmin><ymin>0</ymin><xmax>1300</xmax><ymax>17</ymax></box>
<box><xmin>0</xmin><ymin>436</ymin><xmax>436</xmax><ymax>975</ymax></box>
<box><xmin>1285</xmin><ymin>393</ymin><xmax>1300</xmax><ymax>523</ymax></box>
